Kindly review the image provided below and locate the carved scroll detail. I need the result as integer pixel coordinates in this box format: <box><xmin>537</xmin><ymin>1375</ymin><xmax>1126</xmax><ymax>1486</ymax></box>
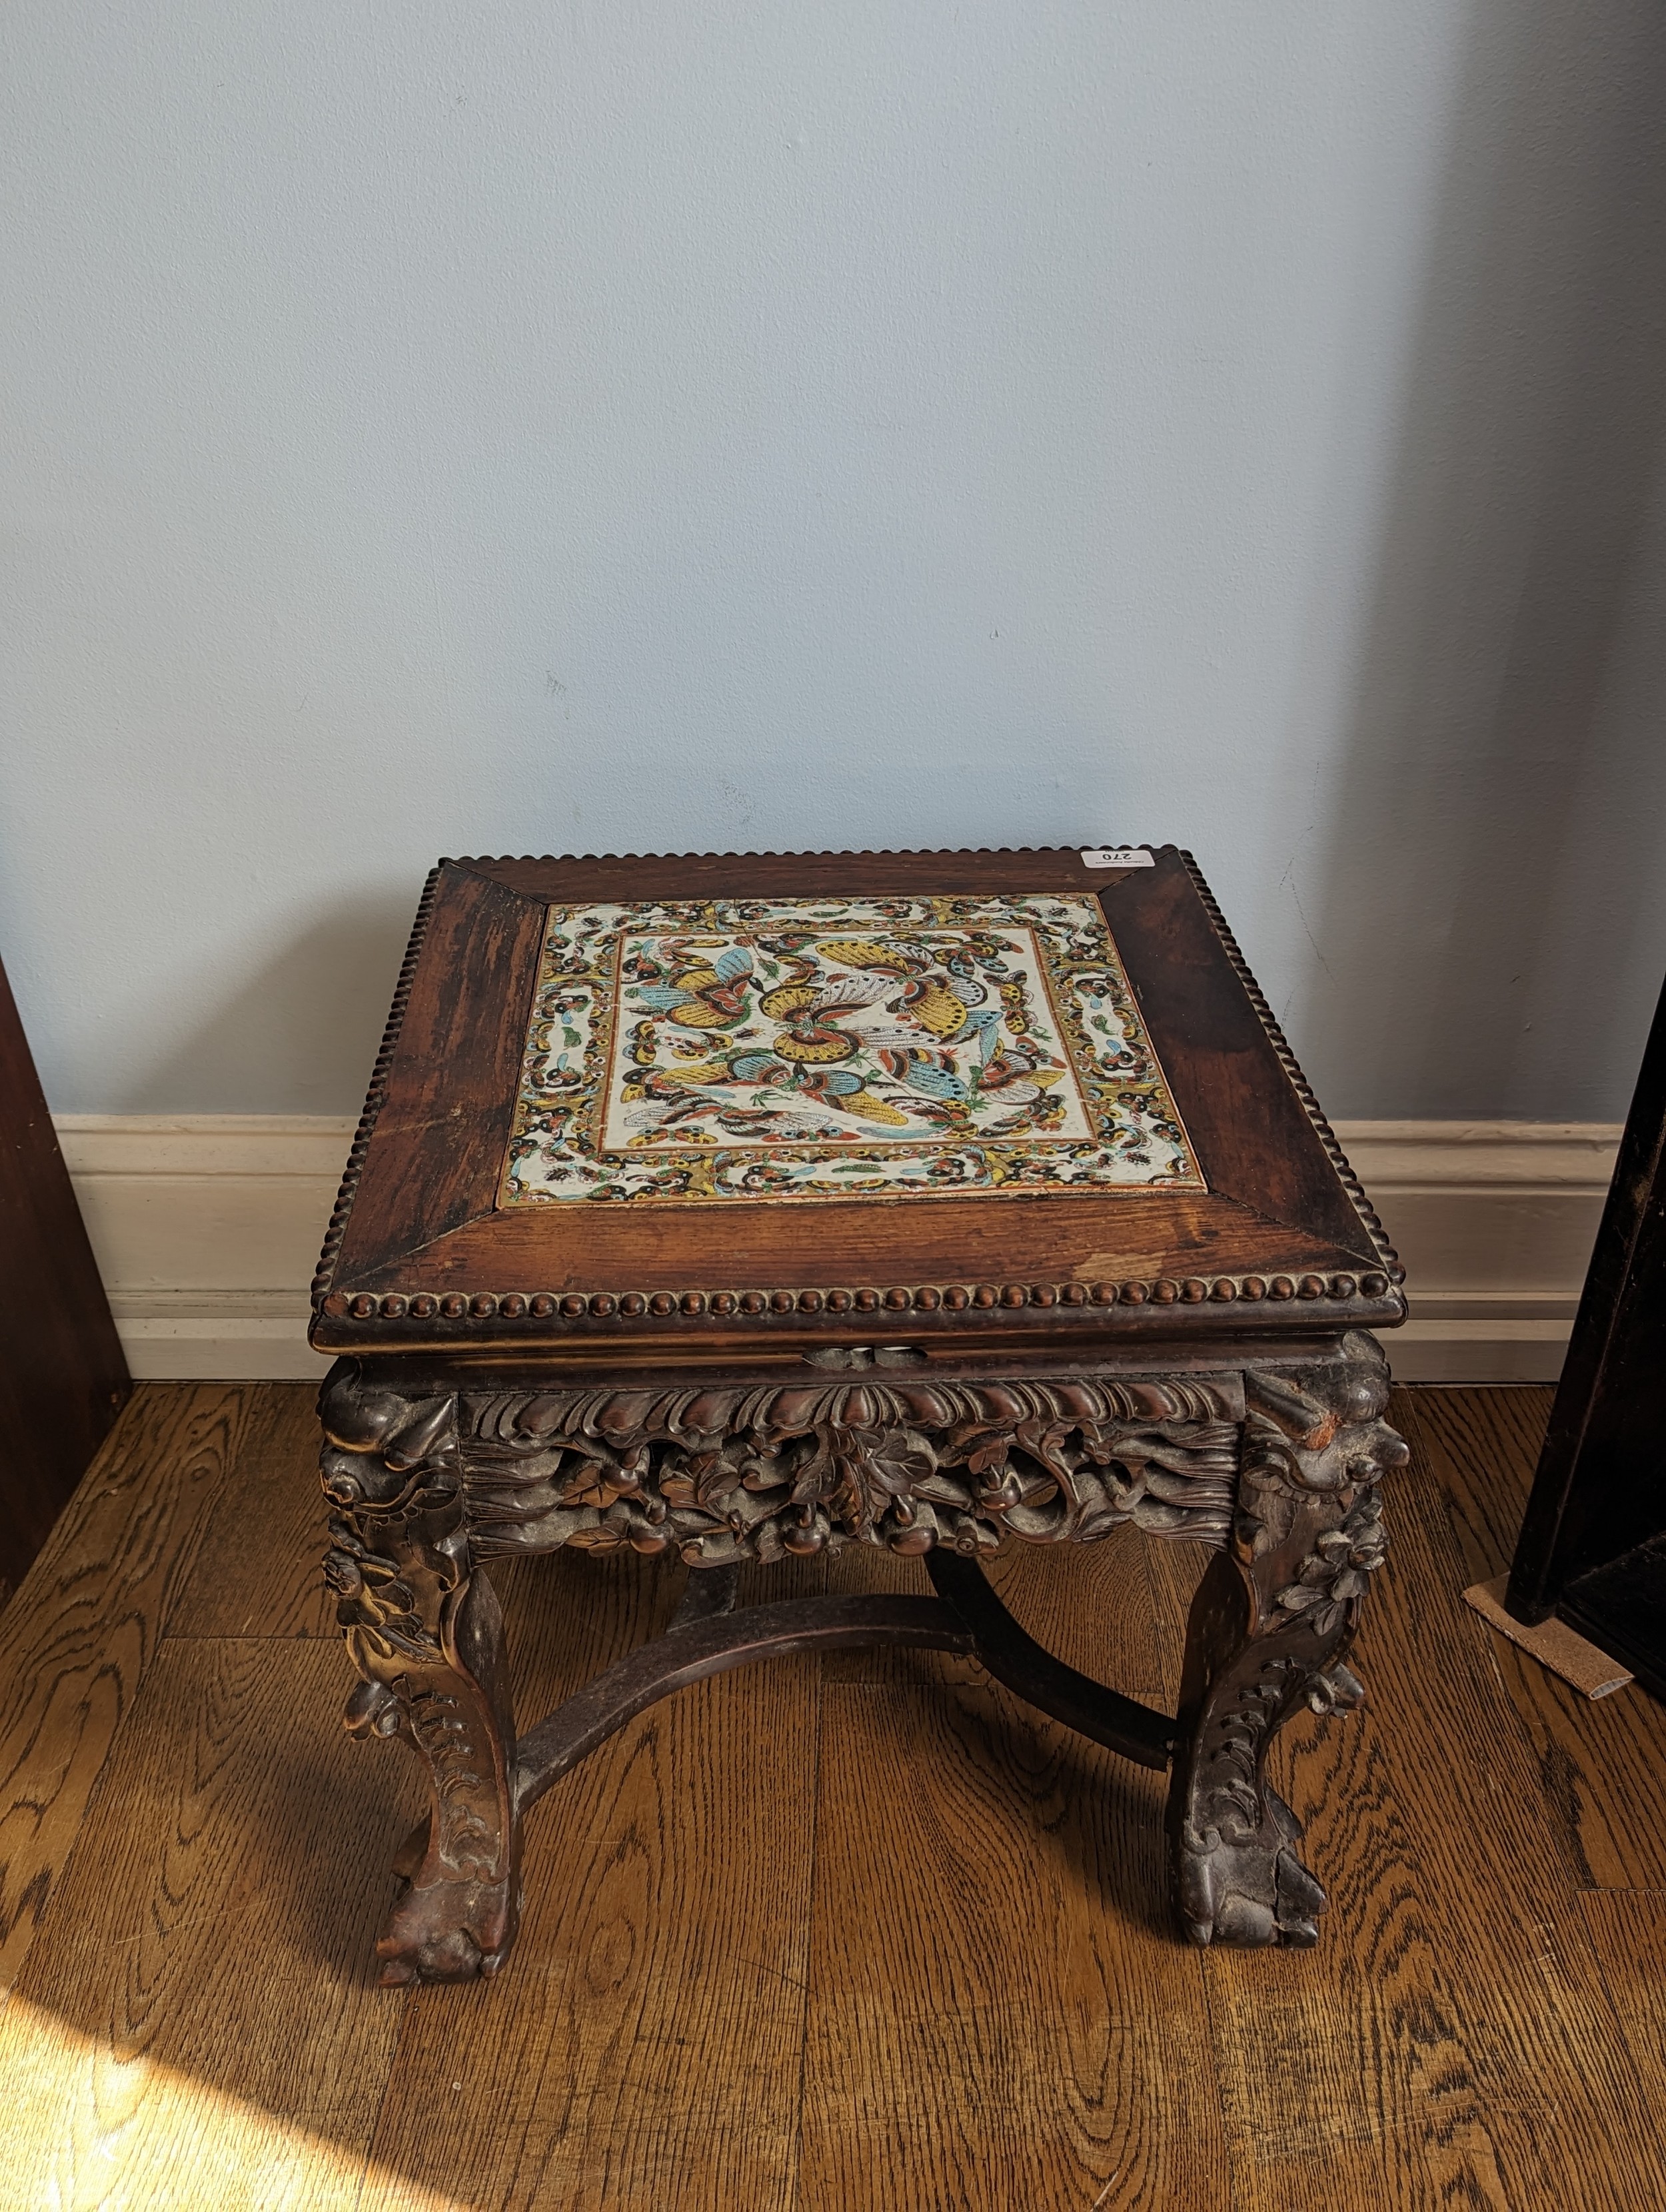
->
<box><xmin>456</xmin><ymin>1373</ymin><xmax>1246</xmax><ymax>1565</ymax></box>
<box><xmin>1169</xmin><ymin>1331</ymin><xmax>1407</xmax><ymax>1947</ymax></box>
<box><xmin>319</xmin><ymin>1372</ymin><xmax>518</xmax><ymax>1983</ymax></box>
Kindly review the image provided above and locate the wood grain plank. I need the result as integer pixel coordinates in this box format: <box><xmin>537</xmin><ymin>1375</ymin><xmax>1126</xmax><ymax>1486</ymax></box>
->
<box><xmin>801</xmin><ymin>1521</ymin><xmax>1224</xmax><ymax>2207</ymax></box>
<box><xmin>9</xmin><ymin>1384</ymin><xmax>1664</xmax><ymax>2210</ymax></box>
<box><xmin>1202</xmin><ymin>1698</ymin><xmax>1552</xmax><ymax>2210</ymax></box>
<box><xmin>0</xmin><ymin>1384</ymin><xmax>256</xmax><ymax>1995</ymax></box>
<box><xmin>798</xmin><ymin>1678</ymin><xmax>1229</xmax><ymax>2210</ymax></box>
<box><xmin>1134</xmin><ymin>1528</ymin><xmax>1210</xmax><ymax>1706</ymax></box>
<box><xmin>336</xmin><ymin>1187</ymin><xmax>1375</xmax><ymax>1308</ymax></box>
<box><xmin>1201</xmin><ymin>1393</ymin><xmax>1658</xmax><ymax>2210</ymax></box>
<box><xmin>1577</xmin><ymin>1890</ymin><xmax>1666</xmax><ymax>2109</ymax></box>
<box><xmin>1</xmin><ymin>1634</ymin><xmax>416</xmax><ymax>2208</ymax></box>
<box><xmin>361</xmin><ymin>1542</ymin><xmax>821</xmax><ymax>2212</ymax></box>
<box><xmin>167</xmin><ymin>1385</ymin><xmax>335</xmax><ymax>1640</ymax></box>
<box><xmin>820</xmin><ymin>1522</ymin><xmax>1170</xmax><ymax>1713</ymax></box>
<box><xmin>1400</xmin><ymin>1386</ymin><xmax>1666</xmax><ymax>1893</ymax></box>
<box><xmin>1397</xmin><ymin>1386</ymin><xmax>1552</xmax><ymax>1555</ymax></box>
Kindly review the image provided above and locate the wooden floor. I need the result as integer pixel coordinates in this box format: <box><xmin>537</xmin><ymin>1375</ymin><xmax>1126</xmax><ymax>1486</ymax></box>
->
<box><xmin>1</xmin><ymin>1386</ymin><xmax>1663</xmax><ymax>2209</ymax></box>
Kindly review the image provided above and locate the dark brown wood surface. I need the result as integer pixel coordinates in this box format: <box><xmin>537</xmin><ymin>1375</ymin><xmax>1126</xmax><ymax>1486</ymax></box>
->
<box><xmin>333</xmin><ymin>863</ymin><xmax>551</xmax><ymax>1275</ymax></box>
<box><xmin>315</xmin><ymin>849</ymin><xmax>1402</xmax><ymax>1361</ymax></box>
<box><xmin>4</xmin><ymin>1381</ymin><xmax>1665</xmax><ymax>2205</ymax></box>
<box><xmin>0</xmin><ymin>950</ymin><xmax>130</xmax><ymax>1601</ymax></box>
<box><xmin>339</xmin><ymin>1183</ymin><xmax>1369</xmax><ymax>1299</ymax></box>
<box><xmin>1096</xmin><ymin>856</ymin><xmax>1377</xmax><ymax>1256</ymax></box>
<box><xmin>1506</xmin><ymin>973</ymin><xmax>1666</xmax><ymax>1696</ymax></box>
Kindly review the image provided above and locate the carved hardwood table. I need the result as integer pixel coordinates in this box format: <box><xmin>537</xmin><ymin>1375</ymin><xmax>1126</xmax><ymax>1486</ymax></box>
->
<box><xmin>311</xmin><ymin>845</ymin><xmax>1407</xmax><ymax>1985</ymax></box>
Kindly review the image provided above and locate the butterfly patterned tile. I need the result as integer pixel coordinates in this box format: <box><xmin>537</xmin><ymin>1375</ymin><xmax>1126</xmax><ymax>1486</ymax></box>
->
<box><xmin>498</xmin><ymin>894</ymin><xmax>1203</xmax><ymax>1205</ymax></box>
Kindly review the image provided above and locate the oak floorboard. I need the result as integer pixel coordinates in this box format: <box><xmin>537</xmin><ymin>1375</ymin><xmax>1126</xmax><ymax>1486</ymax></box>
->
<box><xmin>1577</xmin><ymin>1890</ymin><xmax>1666</xmax><ymax>2108</ymax></box>
<box><xmin>361</xmin><ymin>1544</ymin><xmax>821</xmax><ymax>2212</ymax></box>
<box><xmin>820</xmin><ymin>1517</ymin><xmax>1170</xmax><ymax>1721</ymax></box>
<box><xmin>0</xmin><ymin>1384</ymin><xmax>257</xmax><ymax>1997</ymax></box>
<box><xmin>1133</xmin><ymin>1532</ymin><xmax>1210</xmax><ymax>1710</ymax></box>
<box><xmin>1203</xmin><ymin>1396</ymin><xmax>1657</xmax><ymax>2211</ymax></box>
<box><xmin>0</xmin><ymin>1634</ymin><xmax>418</xmax><ymax>2209</ymax></box>
<box><xmin>798</xmin><ymin>1679</ymin><xmax>1229</xmax><ymax>2211</ymax></box>
<box><xmin>814</xmin><ymin>1540</ymin><xmax>933</xmax><ymax>1684</ymax></box>
<box><xmin>489</xmin><ymin>1540</ymin><xmax>828</xmax><ymax>1739</ymax></box>
<box><xmin>167</xmin><ymin>1384</ymin><xmax>335</xmax><ymax>1640</ymax></box>
<box><xmin>1397</xmin><ymin>1386</ymin><xmax>1551</xmax><ymax>1557</ymax></box>
<box><xmin>1398</xmin><ymin>1387</ymin><xmax>1666</xmax><ymax>1893</ymax></box>
<box><xmin>800</xmin><ymin>1525</ymin><xmax>1222</xmax><ymax>2209</ymax></box>
<box><xmin>7</xmin><ymin>1382</ymin><xmax>1666</xmax><ymax>2209</ymax></box>
<box><xmin>1201</xmin><ymin>1696</ymin><xmax>1549</xmax><ymax>2211</ymax></box>
<box><xmin>1130</xmin><ymin>1424</ymin><xmax>1537</xmax><ymax>2212</ymax></box>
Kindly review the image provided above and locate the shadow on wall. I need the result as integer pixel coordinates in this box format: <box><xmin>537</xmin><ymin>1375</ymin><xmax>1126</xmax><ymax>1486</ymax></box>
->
<box><xmin>1305</xmin><ymin>0</ymin><xmax>1666</xmax><ymax>1121</ymax></box>
<box><xmin>123</xmin><ymin>895</ymin><xmax>419</xmax><ymax>1115</ymax></box>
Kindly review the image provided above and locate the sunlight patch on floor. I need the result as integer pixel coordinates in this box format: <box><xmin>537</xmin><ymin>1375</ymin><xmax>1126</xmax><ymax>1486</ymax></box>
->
<box><xmin>0</xmin><ymin>1997</ymin><xmax>461</xmax><ymax>2212</ymax></box>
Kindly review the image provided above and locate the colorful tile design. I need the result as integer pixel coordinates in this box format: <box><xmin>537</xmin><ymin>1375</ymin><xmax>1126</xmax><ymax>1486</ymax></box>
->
<box><xmin>498</xmin><ymin>894</ymin><xmax>1203</xmax><ymax>1206</ymax></box>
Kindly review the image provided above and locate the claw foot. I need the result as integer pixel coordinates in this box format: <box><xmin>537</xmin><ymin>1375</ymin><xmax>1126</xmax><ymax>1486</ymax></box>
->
<box><xmin>1176</xmin><ymin>1787</ymin><xmax>1327</xmax><ymax>1947</ymax></box>
<box><xmin>376</xmin><ymin>1867</ymin><xmax>520</xmax><ymax>1986</ymax></box>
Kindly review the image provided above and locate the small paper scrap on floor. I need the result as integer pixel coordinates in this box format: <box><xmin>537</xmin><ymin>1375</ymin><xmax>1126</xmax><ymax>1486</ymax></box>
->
<box><xmin>1463</xmin><ymin>1573</ymin><xmax>1633</xmax><ymax>1699</ymax></box>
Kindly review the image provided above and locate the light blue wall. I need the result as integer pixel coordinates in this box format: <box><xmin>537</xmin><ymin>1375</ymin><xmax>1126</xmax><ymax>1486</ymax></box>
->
<box><xmin>4</xmin><ymin>2</ymin><xmax>1665</xmax><ymax>1117</ymax></box>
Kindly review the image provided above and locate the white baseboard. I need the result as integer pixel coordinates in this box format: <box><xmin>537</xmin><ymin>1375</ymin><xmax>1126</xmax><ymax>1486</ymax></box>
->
<box><xmin>57</xmin><ymin>1115</ymin><xmax>350</xmax><ymax>1382</ymax></box>
<box><xmin>53</xmin><ymin>1114</ymin><xmax>1621</xmax><ymax>1385</ymax></box>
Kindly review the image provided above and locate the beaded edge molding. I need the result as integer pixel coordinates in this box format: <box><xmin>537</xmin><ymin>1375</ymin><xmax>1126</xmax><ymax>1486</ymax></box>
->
<box><xmin>317</xmin><ymin>1267</ymin><xmax>1399</xmax><ymax>1329</ymax></box>
<box><xmin>311</xmin><ymin>847</ymin><xmax>1405</xmax><ymax>1330</ymax></box>
<box><xmin>313</xmin><ymin>861</ymin><xmax>444</xmax><ymax>1310</ymax></box>
<box><xmin>1177</xmin><ymin>852</ymin><xmax>1403</xmax><ymax>1286</ymax></box>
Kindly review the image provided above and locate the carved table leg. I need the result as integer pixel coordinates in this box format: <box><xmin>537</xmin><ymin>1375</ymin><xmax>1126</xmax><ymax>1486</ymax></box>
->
<box><xmin>1168</xmin><ymin>1332</ymin><xmax>1407</xmax><ymax>1947</ymax></box>
<box><xmin>320</xmin><ymin>1367</ymin><xmax>520</xmax><ymax>1985</ymax></box>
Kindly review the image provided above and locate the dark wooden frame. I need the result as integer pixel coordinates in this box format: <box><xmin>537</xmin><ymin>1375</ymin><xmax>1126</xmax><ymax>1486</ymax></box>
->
<box><xmin>312</xmin><ymin>846</ymin><xmax>1408</xmax><ymax>1985</ymax></box>
<box><xmin>1506</xmin><ymin>973</ymin><xmax>1666</xmax><ymax>1699</ymax></box>
<box><xmin>0</xmin><ymin>950</ymin><xmax>130</xmax><ymax>1604</ymax></box>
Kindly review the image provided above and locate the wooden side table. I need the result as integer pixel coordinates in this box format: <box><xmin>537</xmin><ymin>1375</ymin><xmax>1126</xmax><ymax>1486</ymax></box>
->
<box><xmin>312</xmin><ymin>845</ymin><xmax>1407</xmax><ymax>1986</ymax></box>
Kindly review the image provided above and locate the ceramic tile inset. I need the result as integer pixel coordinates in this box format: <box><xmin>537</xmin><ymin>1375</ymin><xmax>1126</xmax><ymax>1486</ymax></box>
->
<box><xmin>499</xmin><ymin>893</ymin><xmax>1202</xmax><ymax>1205</ymax></box>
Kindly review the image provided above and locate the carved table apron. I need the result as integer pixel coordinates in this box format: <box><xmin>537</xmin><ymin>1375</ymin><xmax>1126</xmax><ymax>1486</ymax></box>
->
<box><xmin>309</xmin><ymin>845</ymin><xmax>1407</xmax><ymax>1986</ymax></box>
<box><xmin>319</xmin><ymin>1334</ymin><xmax>1405</xmax><ymax>1984</ymax></box>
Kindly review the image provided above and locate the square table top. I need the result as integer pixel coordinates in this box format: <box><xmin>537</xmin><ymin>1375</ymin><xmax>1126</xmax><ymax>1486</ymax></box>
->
<box><xmin>312</xmin><ymin>846</ymin><xmax>1403</xmax><ymax>1367</ymax></box>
